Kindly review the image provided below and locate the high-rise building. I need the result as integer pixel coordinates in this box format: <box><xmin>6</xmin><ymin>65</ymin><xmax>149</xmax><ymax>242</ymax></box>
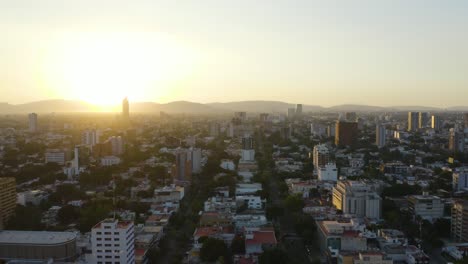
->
<box><xmin>449</xmin><ymin>128</ymin><xmax>465</xmax><ymax>153</ymax></box>
<box><xmin>335</xmin><ymin>121</ymin><xmax>358</xmax><ymax>146</ymax></box>
<box><xmin>234</xmin><ymin>112</ymin><xmax>247</xmax><ymax>122</ymax></box>
<box><xmin>82</xmin><ymin>129</ymin><xmax>100</xmax><ymax>146</ymax></box>
<box><xmin>312</xmin><ymin>144</ymin><xmax>330</xmax><ymax>170</ymax></box>
<box><xmin>0</xmin><ymin>177</ymin><xmax>16</xmax><ymax>229</ymax></box>
<box><xmin>259</xmin><ymin>113</ymin><xmax>269</xmax><ymax>122</ymax></box>
<box><xmin>464</xmin><ymin>113</ymin><xmax>468</xmax><ymax>129</ymax></box>
<box><xmin>91</xmin><ymin>219</ymin><xmax>135</xmax><ymax>264</ymax></box>
<box><xmin>332</xmin><ymin>181</ymin><xmax>381</xmax><ymax>219</ymax></box>
<box><xmin>407</xmin><ymin>112</ymin><xmax>419</xmax><ymax>131</ymax></box>
<box><xmin>188</xmin><ymin>148</ymin><xmax>202</xmax><ymax>174</ymax></box>
<box><xmin>408</xmin><ymin>194</ymin><xmax>444</xmax><ymax>222</ymax></box>
<box><xmin>209</xmin><ymin>122</ymin><xmax>220</xmax><ymax>137</ymax></box>
<box><xmin>241</xmin><ymin>136</ymin><xmax>255</xmax><ymax>162</ymax></box>
<box><xmin>172</xmin><ymin>150</ymin><xmax>192</xmax><ymax>181</ymax></box>
<box><xmin>418</xmin><ymin>112</ymin><xmax>429</xmax><ymax>128</ymax></box>
<box><xmin>28</xmin><ymin>113</ymin><xmax>38</xmax><ymax>133</ymax></box>
<box><xmin>296</xmin><ymin>104</ymin><xmax>303</xmax><ymax>116</ymax></box>
<box><xmin>452</xmin><ymin>200</ymin><xmax>468</xmax><ymax>242</ymax></box>
<box><xmin>45</xmin><ymin>149</ymin><xmax>67</xmax><ymax>165</ymax></box>
<box><xmin>431</xmin><ymin>115</ymin><xmax>442</xmax><ymax>131</ymax></box>
<box><xmin>317</xmin><ymin>163</ymin><xmax>338</xmax><ymax>182</ymax></box>
<box><xmin>122</xmin><ymin>97</ymin><xmax>129</xmax><ymax>120</ymax></box>
<box><xmin>107</xmin><ymin>136</ymin><xmax>124</xmax><ymax>156</ymax></box>
<box><xmin>375</xmin><ymin>124</ymin><xmax>386</xmax><ymax>148</ymax></box>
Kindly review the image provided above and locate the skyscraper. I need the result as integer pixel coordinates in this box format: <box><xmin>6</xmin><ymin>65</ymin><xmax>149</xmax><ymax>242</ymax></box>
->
<box><xmin>335</xmin><ymin>121</ymin><xmax>358</xmax><ymax>146</ymax></box>
<box><xmin>449</xmin><ymin>128</ymin><xmax>465</xmax><ymax>153</ymax></box>
<box><xmin>452</xmin><ymin>200</ymin><xmax>468</xmax><ymax>242</ymax></box>
<box><xmin>241</xmin><ymin>136</ymin><xmax>255</xmax><ymax>162</ymax></box>
<box><xmin>91</xmin><ymin>219</ymin><xmax>135</xmax><ymax>264</ymax></box>
<box><xmin>296</xmin><ymin>104</ymin><xmax>303</xmax><ymax>116</ymax></box>
<box><xmin>431</xmin><ymin>115</ymin><xmax>442</xmax><ymax>131</ymax></box>
<box><xmin>418</xmin><ymin>112</ymin><xmax>429</xmax><ymax>129</ymax></box>
<box><xmin>28</xmin><ymin>113</ymin><xmax>38</xmax><ymax>132</ymax></box>
<box><xmin>464</xmin><ymin>113</ymin><xmax>468</xmax><ymax>129</ymax></box>
<box><xmin>122</xmin><ymin>97</ymin><xmax>129</xmax><ymax>120</ymax></box>
<box><xmin>172</xmin><ymin>150</ymin><xmax>192</xmax><ymax>182</ymax></box>
<box><xmin>376</xmin><ymin>124</ymin><xmax>386</xmax><ymax>148</ymax></box>
<box><xmin>407</xmin><ymin>112</ymin><xmax>419</xmax><ymax>131</ymax></box>
<box><xmin>287</xmin><ymin>108</ymin><xmax>296</xmax><ymax>119</ymax></box>
<box><xmin>0</xmin><ymin>177</ymin><xmax>16</xmax><ymax>229</ymax></box>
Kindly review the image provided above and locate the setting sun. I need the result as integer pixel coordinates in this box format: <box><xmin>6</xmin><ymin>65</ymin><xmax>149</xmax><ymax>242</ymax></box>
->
<box><xmin>43</xmin><ymin>32</ymin><xmax>194</xmax><ymax>108</ymax></box>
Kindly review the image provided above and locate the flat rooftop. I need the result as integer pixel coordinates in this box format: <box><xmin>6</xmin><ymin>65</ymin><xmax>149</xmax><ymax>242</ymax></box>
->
<box><xmin>0</xmin><ymin>230</ymin><xmax>77</xmax><ymax>245</ymax></box>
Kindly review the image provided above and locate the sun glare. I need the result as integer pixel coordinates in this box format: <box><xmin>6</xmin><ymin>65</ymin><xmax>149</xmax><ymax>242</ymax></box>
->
<box><xmin>43</xmin><ymin>32</ymin><xmax>194</xmax><ymax>109</ymax></box>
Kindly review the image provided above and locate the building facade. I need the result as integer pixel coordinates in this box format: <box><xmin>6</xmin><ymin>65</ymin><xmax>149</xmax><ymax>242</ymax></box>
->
<box><xmin>335</xmin><ymin>121</ymin><xmax>358</xmax><ymax>147</ymax></box>
<box><xmin>0</xmin><ymin>177</ymin><xmax>16</xmax><ymax>229</ymax></box>
<box><xmin>91</xmin><ymin>219</ymin><xmax>135</xmax><ymax>264</ymax></box>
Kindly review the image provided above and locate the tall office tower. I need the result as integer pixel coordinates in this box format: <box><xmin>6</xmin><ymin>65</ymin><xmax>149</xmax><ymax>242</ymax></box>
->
<box><xmin>452</xmin><ymin>200</ymin><xmax>468</xmax><ymax>242</ymax></box>
<box><xmin>0</xmin><ymin>177</ymin><xmax>16</xmax><ymax>229</ymax></box>
<box><xmin>327</xmin><ymin>124</ymin><xmax>336</xmax><ymax>137</ymax></box>
<box><xmin>407</xmin><ymin>112</ymin><xmax>419</xmax><ymax>131</ymax></box>
<box><xmin>453</xmin><ymin>167</ymin><xmax>468</xmax><ymax>192</ymax></box>
<box><xmin>188</xmin><ymin>148</ymin><xmax>202</xmax><ymax>174</ymax></box>
<box><xmin>91</xmin><ymin>219</ymin><xmax>135</xmax><ymax>264</ymax></box>
<box><xmin>345</xmin><ymin>112</ymin><xmax>357</xmax><ymax>122</ymax></box>
<box><xmin>465</xmin><ymin>113</ymin><xmax>468</xmax><ymax>129</ymax></box>
<box><xmin>431</xmin><ymin>115</ymin><xmax>442</xmax><ymax>131</ymax></box>
<box><xmin>82</xmin><ymin>129</ymin><xmax>100</xmax><ymax>146</ymax></box>
<box><xmin>296</xmin><ymin>104</ymin><xmax>303</xmax><ymax>116</ymax></box>
<box><xmin>312</xmin><ymin>144</ymin><xmax>330</xmax><ymax>170</ymax></box>
<box><xmin>122</xmin><ymin>97</ymin><xmax>130</xmax><ymax>120</ymax></box>
<box><xmin>287</xmin><ymin>108</ymin><xmax>296</xmax><ymax>119</ymax></box>
<box><xmin>332</xmin><ymin>180</ymin><xmax>382</xmax><ymax>219</ymax></box>
<box><xmin>209</xmin><ymin>122</ymin><xmax>220</xmax><ymax>137</ymax></box>
<box><xmin>335</xmin><ymin>121</ymin><xmax>358</xmax><ymax>146</ymax></box>
<box><xmin>240</xmin><ymin>136</ymin><xmax>255</xmax><ymax>162</ymax></box>
<box><xmin>375</xmin><ymin>124</ymin><xmax>387</xmax><ymax>148</ymax></box>
<box><xmin>172</xmin><ymin>150</ymin><xmax>192</xmax><ymax>181</ymax></box>
<box><xmin>449</xmin><ymin>128</ymin><xmax>465</xmax><ymax>153</ymax></box>
<box><xmin>28</xmin><ymin>113</ymin><xmax>38</xmax><ymax>132</ymax></box>
<box><xmin>418</xmin><ymin>112</ymin><xmax>429</xmax><ymax>128</ymax></box>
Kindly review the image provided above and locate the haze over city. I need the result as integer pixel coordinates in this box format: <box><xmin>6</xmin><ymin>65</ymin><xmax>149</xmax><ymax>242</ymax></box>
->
<box><xmin>2</xmin><ymin>0</ymin><xmax>468</xmax><ymax>107</ymax></box>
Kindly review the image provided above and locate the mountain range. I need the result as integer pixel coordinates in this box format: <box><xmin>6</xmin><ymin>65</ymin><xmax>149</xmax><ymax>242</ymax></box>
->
<box><xmin>0</xmin><ymin>100</ymin><xmax>467</xmax><ymax>114</ymax></box>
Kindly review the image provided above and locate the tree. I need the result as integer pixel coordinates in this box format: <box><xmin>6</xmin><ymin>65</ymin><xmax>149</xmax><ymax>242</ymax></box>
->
<box><xmin>231</xmin><ymin>235</ymin><xmax>245</xmax><ymax>254</ymax></box>
<box><xmin>6</xmin><ymin>205</ymin><xmax>43</xmax><ymax>231</ymax></box>
<box><xmin>259</xmin><ymin>248</ymin><xmax>289</xmax><ymax>264</ymax></box>
<box><xmin>199</xmin><ymin>238</ymin><xmax>228</xmax><ymax>262</ymax></box>
<box><xmin>284</xmin><ymin>194</ymin><xmax>305</xmax><ymax>212</ymax></box>
<box><xmin>57</xmin><ymin>205</ymin><xmax>81</xmax><ymax>225</ymax></box>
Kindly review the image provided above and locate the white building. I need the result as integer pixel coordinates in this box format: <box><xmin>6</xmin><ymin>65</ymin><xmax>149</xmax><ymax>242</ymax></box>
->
<box><xmin>101</xmin><ymin>156</ymin><xmax>121</xmax><ymax>166</ymax></box>
<box><xmin>317</xmin><ymin>163</ymin><xmax>338</xmax><ymax>182</ymax></box>
<box><xmin>17</xmin><ymin>190</ymin><xmax>48</xmax><ymax>206</ymax></box>
<box><xmin>332</xmin><ymin>181</ymin><xmax>382</xmax><ymax>219</ymax></box>
<box><xmin>453</xmin><ymin>167</ymin><xmax>468</xmax><ymax>192</ymax></box>
<box><xmin>236</xmin><ymin>195</ymin><xmax>264</xmax><ymax>210</ymax></box>
<box><xmin>82</xmin><ymin>129</ymin><xmax>101</xmax><ymax>146</ymax></box>
<box><xmin>154</xmin><ymin>185</ymin><xmax>185</xmax><ymax>202</ymax></box>
<box><xmin>240</xmin><ymin>136</ymin><xmax>255</xmax><ymax>162</ymax></box>
<box><xmin>408</xmin><ymin>194</ymin><xmax>444</xmax><ymax>222</ymax></box>
<box><xmin>91</xmin><ymin>219</ymin><xmax>135</xmax><ymax>264</ymax></box>
<box><xmin>45</xmin><ymin>149</ymin><xmax>66</xmax><ymax>165</ymax></box>
<box><xmin>189</xmin><ymin>148</ymin><xmax>202</xmax><ymax>173</ymax></box>
<box><xmin>236</xmin><ymin>183</ymin><xmax>262</xmax><ymax>196</ymax></box>
<box><xmin>28</xmin><ymin>113</ymin><xmax>38</xmax><ymax>132</ymax></box>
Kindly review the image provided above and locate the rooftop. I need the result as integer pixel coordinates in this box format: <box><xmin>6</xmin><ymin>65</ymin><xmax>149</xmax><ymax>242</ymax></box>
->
<box><xmin>0</xmin><ymin>230</ymin><xmax>77</xmax><ymax>245</ymax></box>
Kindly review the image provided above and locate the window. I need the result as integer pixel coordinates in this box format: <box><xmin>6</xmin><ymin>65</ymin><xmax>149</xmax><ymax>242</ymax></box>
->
<box><xmin>97</xmin><ymin>256</ymin><xmax>102</xmax><ymax>259</ymax></box>
<box><xmin>105</xmin><ymin>238</ymin><xmax>111</xmax><ymax>241</ymax></box>
<box><xmin>114</xmin><ymin>232</ymin><xmax>120</xmax><ymax>235</ymax></box>
<box><xmin>97</xmin><ymin>232</ymin><xmax>102</xmax><ymax>235</ymax></box>
<box><xmin>97</xmin><ymin>238</ymin><xmax>102</xmax><ymax>241</ymax></box>
<box><xmin>97</xmin><ymin>250</ymin><xmax>102</xmax><ymax>253</ymax></box>
<box><xmin>115</xmin><ymin>238</ymin><xmax>120</xmax><ymax>241</ymax></box>
<box><xmin>105</xmin><ymin>256</ymin><xmax>111</xmax><ymax>259</ymax></box>
<box><xmin>104</xmin><ymin>232</ymin><xmax>111</xmax><ymax>235</ymax></box>
<box><xmin>105</xmin><ymin>244</ymin><xmax>111</xmax><ymax>247</ymax></box>
<box><xmin>97</xmin><ymin>244</ymin><xmax>102</xmax><ymax>247</ymax></box>
<box><xmin>114</xmin><ymin>244</ymin><xmax>120</xmax><ymax>247</ymax></box>
<box><xmin>97</xmin><ymin>262</ymin><xmax>102</xmax><ymax>264</ymax></box>
<box><xmin>105</xmin><ymin>250</ymin><xmax>111</xmax><ymax>253</ymax></box>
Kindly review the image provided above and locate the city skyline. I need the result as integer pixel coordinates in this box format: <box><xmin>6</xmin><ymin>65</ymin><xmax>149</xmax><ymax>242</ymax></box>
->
<box><xmin>2</xmin><ymin>1</ymin><xmax>468</xmax><ymax>107</ymax></box>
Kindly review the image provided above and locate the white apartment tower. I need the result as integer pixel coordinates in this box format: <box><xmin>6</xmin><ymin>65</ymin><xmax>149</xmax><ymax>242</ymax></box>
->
<box><xmin>91</xmin><ymin>219</ymin><xmax>135</xmax><ymax>264</ymax></box>
<box><xmin>241</xmin><ymin>136</ymin><xmax>255</xmax><ymax>162</ymax></box>
<box><xmin>28</xmin><ymin>113</ymin><xmax>38</xmax><ymax>132</ymax></box>
<box><xmin>82</xmin><ymin>129</ymin><xmax>101</xmax><ymax>146</ymax></box>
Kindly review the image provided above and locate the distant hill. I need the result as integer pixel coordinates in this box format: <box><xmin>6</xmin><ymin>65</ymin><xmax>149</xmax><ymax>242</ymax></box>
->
<box><xmin>0</xmin><ymin>99</ymin><xmax>466</xmax><ymax>114</ymax></box>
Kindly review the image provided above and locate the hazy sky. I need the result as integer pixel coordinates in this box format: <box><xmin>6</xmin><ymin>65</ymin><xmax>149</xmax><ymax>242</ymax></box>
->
<box><xmin>1</xmin><ymin>0</ymin><xmax>468</xmax><ymax>107</ymax></box>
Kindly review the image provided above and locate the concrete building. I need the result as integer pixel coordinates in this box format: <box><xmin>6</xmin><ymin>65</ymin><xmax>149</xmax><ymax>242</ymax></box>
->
<box><xmin>108</xmin><ymin>136</ymin><xmax>124</xmax><ymax>156</ymax></box>
<box><xmin>335</xmin><ymin>121</ymin><xmax>358</xmax><ymax>147</ymax></box>
<box><xmin>313</xmin><ymin>144</ymin><xmax>330</xmax><ymax>170</ymax></box>
<box><xmin>28</xmin><ymin>113</ymin><xmax>38</xmax><ymax>132</ymax></box>
<box><xmin>240</xmin><ymin>136</ymin><xmax>255</xmax><ymax>163</ymax></box>
<box><xmin>0</xmin><ymin>230</ymin><xmax>77</xmax><ymax>261</ymax></box>
<box><xmin>407</xmin><ymin>112</ymin><xmax>419</xmax><ymax>132</ymax></box>
<box><xmin>154</xmin><ymin>185</ymin><xmax>185</xmax><ymax>202</ymax></box>
<box><xmin>122</xmin><ymin>97</ymin><xmax>130</xmax><ymax>121</ymax></box>
<box><xmin>332</xmin><ymin>181</ymin><xmax>381</xmax><ymax>219</ymax></box>
<box><xmin>296</xmin><ymin>104</ymin><xmax>303</xmax><ymax>116</ymax></box>
<box><xmin>188</xmin><ymin>148</ymin><xmax>202</xmax><ymax>174</ymax></box>
<box><xmin>453</xmin><ymin>167</ymin><xmax>468</xmax><ymax>192</ymax></box>
<box><xmin>449</xmin><ymin>128</ymin><xmax>465</xmax><ymax>153</ymax></box>
<box><xmin>45</xmin><ymin>149</ymin><xmax>66</xmax><ymax>165</ymax></box>
<box><xmin>172</xmin><ymin>150</ymin><xmax>192</xmax><ymax>182</ymax></box>
<box><xmin>0</xmin><ymin>177</ymin><xmax>16</xmax><ymax>229</ymax></box>
<box><xmin>418</xmin><ymin>112</ymin><xmax>429</xmax><ymax>129</ymax></box>
<box><xmin>317</xmin><ymin>220</ymin><xmax>367</xmax><ymax>254</ymax></box>
<box><xmin>91</xmin><ymin>219</ymin><xmax>135</xmax><ymax>264</ymax></box>
<box><xmin>318</xmin><ymin>163</ymin><xmax>338</xmax><ymax>182</ymax></box>
<box><xmin>407</xmin><ymin>195</ymin><xmax>444</xmax><ymax>222</ymax></box>
<box><xmin>245</xmin><ymin>228</ymin><xmax>277</xmax><ymax>255</ymax></box>
<box><xmin>82</xmin><ymin>129</ymin><xmax>101</xmax><ymax>146</ymax></box>
<box><xmin>376</xmin><ymin>124</ymin><xmax>386</xmax><ymax>148</ymax></box>
<box><xmin>287</xmin><ymin>108</ymin><xmax>296</xmax><ymax>119</ymax></box>
<box><xmin>101</xmin><ymin>156</ymin><xmax>121</xmax><ymax>166</ymax></box>
<box><xmin>452</xmin><ymin>200</ymin><xmax>468</xmax><ymax>242</ymax></box>
<box><xmin>431</xmin><ymin>115</ymin><xmax>442</xmax><ymax>131</ymax></box>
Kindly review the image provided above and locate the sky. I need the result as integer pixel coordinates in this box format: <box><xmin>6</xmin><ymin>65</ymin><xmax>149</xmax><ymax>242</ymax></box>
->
<box><xmin>1</xmin><ymin>0</ymin><xmax>468</xmax><ymax>107</ymax></box>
